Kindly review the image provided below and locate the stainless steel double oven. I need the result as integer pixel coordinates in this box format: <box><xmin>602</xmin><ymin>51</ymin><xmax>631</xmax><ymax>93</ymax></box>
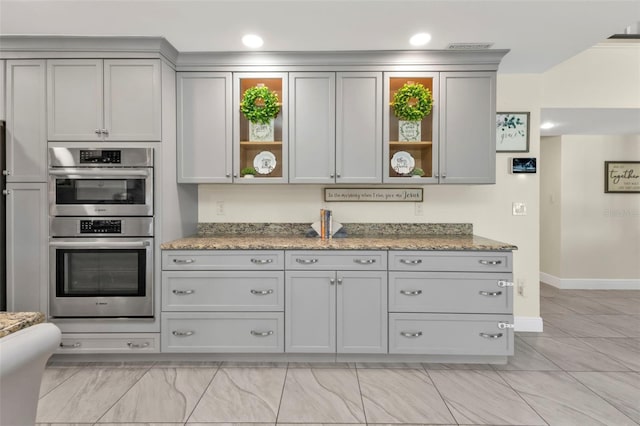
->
<box><xmin>49</xmin><ymin>148</ymin><xmax>154</xmax><ymax>318</ymax></box>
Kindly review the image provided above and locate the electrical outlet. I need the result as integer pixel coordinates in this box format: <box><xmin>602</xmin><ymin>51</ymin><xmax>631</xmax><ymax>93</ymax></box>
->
<box><xmin>517</xmin><ymin>279</ymin><xmax>524</xmax><ymax>296</ymax></box>
<box><xmin>512</xmin><ymin>202</ymin><xmax>527</xmax><ymax>216</ymax></box>
<box><xmin>216</xmin><ymin>201</ymin><xmax>225</xmax><ymax>216</ymax></box>
<box><xmin>415</xmin><ymin>202</ymin><xmax>424</xmax><ymax>216</ymax></box>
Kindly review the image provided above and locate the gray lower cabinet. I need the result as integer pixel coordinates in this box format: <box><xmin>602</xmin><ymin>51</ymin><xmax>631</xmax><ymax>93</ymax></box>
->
<box><xmin>161</xmin><ymin>250</ymin><xmax>285</xmax><ymax>353</ymax></box>
<box><xmin>285</xmin><ymin>251</ymin><xmax>388</xmax><ymax>354</ymax></box>
<box><xmin>4</xmin><ymin>183</ymin><xmax>48</xmax><ymax>314</ymax></box>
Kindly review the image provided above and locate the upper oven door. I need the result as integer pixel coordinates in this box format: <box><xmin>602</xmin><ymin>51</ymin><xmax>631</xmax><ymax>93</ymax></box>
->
<box><xmin>49</xmin><ymin>168</ymin><xmax>153</xmax><ymax>216</ymax></box>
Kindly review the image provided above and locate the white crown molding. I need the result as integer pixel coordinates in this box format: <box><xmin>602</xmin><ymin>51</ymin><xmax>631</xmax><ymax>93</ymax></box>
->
<box><xmin>541</xmin><ymin>272</ymin><xmax>640</xmax><ymax>290</ymax></box>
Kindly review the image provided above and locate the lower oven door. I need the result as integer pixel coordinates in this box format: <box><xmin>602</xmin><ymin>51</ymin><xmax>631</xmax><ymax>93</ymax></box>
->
<box><xmin>49</xmin><ymin>238</ymin><xmax>153</xmax><ymax>318</ymax></box>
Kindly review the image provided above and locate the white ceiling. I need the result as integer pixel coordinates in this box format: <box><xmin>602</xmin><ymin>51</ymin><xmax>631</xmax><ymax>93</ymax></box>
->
<box><xmin>0</xmin><ymin>0</ymin><xmax>639</xmax><ymax>73</ymax></box>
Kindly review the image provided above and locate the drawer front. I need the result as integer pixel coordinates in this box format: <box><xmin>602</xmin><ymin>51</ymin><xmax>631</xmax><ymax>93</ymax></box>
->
<box><xmin>389</xmin><ymin>251</ymin><xmax>512</xmax><ymax>272</ymax></box>
<box><xmin>162</xmin><ymin>250</ymin><xmax>284</xmax><ymax>270</ymax></box>
<box><xmin>389</xmin><ymin>313</ymin><xmax>514</xmax><ymax>356</ymax></box>
<box><xmin>162</xmin><ymin>271</ymin><xmax>284</xmax><ymax>312</ymax></box>
<box><xmin>161</xmin><ymin>312</ymin><xmax>284</xmax><ymax>353</ymax></box>
<box><xmin>286</xmin><ymin>250</ymin><xmax>387</xmax><ymax>270</ymax></box>
<box><xmin>389</xmin><ymin>272</ymin><xmax>513</xmax><ymax>314</ymax></box>
<box><xmin>57</xmin><ymin>333</ymin><xmax>159</xmax><ymax>354</ymax></box>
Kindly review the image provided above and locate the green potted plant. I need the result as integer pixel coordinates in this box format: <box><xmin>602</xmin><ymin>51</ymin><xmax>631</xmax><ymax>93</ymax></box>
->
<box><xmin>240</xmin><ymin>84</ymin><xmax>280</xmax><ymax>142</ymax></box>
<box><xmin>240</xmin><ymin>166</ymin><xmax>257</xmax><ymax>178</ymax></box>
<box><xmin>390</xmin><ymin>82</ymin><xmax>433</xmax><ymax>142</ymax></box>
<box><xmin>411</xmin><ymin>167</ymin><xmax>425</xmax><ymax>178</ymax></box>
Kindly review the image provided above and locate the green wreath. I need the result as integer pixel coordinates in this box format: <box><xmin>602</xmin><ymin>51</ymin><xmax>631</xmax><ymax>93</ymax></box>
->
<box><xmin>391</xmin><ymin>82</ymin><xmax>433</xmax><ymax>121</ymax></box>
<box><xmin>240</xmin><ymin>85</ymin><xmax>281</xmax><ymax>124</ymax></box>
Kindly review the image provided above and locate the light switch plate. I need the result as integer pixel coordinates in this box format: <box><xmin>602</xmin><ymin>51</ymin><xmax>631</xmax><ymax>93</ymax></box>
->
<box><xmin>512</xmin><ymin>202</ymin><xmax>527</xmax><ymax>216</ymax></box>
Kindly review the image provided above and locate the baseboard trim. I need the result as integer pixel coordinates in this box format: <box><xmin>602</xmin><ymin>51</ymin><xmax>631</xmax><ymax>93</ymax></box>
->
<box><xmin>540</xmin><ymin>272</ymin><xmax>640</xmax><ymax>290</ymax></box>
<box><xmin>515</xmin><ymin>316</ymin><xmax>543</xmax><ymax>332</ymax></box>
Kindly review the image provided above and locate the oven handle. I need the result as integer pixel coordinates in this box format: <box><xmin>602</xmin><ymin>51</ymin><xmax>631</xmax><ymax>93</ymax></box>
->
<box><xmin>49</xmin><ymin>241</ymin><xmax>151</xmax><ymax>248</ymax></box>
<box><xmin>49</xmin><ymin>169</ymin><xmax>150</xmax><ymax>178</ymax></box>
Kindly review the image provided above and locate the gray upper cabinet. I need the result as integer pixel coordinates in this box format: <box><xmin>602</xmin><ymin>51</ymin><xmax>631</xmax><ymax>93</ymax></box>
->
<box><xmin>439</xmin><ymin>72</ymin><xmax>496</xmax><ymax>184</ymax></box>
<box><xmin>47</xmin><ymin>59</ymin><xmax>161</xmax><ymax>141</ymax></box>
<box><xmin>177</xmin><ymin>72</ymin><xmax>232</xmax><ymax>183</ymax></box>
<box><xmin>5</xmin><ymin>60</ymin><xmax>47</xmax><ymax>182</ymax></box>
<box><xmin>336</xmin><ymin>72</ymin><xmax>383</xmax><ymax>183</ymax></box>
<box><xmin>289</xmin><ymin>72</ymin><xmax>336</xmax><ymax>184</ymax></box>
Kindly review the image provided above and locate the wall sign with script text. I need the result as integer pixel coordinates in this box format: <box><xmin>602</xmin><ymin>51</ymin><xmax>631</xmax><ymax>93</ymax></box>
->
<box><xmin>324</xmin><ymin>188</ymin><xmax>423</xmax><ymax>202</ymax></box>
<box><xmin>605</xmin><ymin>161</ymin><xmax>640</xmax><ymax>193</ymax></box>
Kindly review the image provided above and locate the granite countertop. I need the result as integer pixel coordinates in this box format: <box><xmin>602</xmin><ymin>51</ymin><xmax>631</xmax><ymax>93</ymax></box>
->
<box><xmin>0</xmin><ymin>312</ymin><xmax>46</xmax><ymax>338</ymax></box>
<box><xmin>161</xmin><ymin>234</ymin><xmax>517</xmax><ymax>251</ymax></box>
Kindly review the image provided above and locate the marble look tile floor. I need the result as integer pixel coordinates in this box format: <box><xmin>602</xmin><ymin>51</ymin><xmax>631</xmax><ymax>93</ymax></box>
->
<box><xmin>36</xmin><ymin>283</ymin><xmax>640</xmax><ymax>425</ymax></box>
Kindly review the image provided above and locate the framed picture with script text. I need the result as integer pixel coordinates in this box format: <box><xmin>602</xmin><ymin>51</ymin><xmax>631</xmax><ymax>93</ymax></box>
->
<box><xmin>605</xmin><ymin>161</ymin><xmax>640</xmax><ymax>193</ymax></box>
<box><xmin>496</xmin><ymin>112</ymin><xmax>530</xmax><ymax>152</ymax></box>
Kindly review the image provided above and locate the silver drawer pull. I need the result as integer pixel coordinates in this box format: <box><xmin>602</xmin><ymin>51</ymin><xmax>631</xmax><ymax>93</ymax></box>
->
<box><xmin>173</xmin><ymin>258</ymin><xmax>195</xmax><ymax>264</ymax></box>
<box><xmin>400</xmin><ymin>331</ymin><xmax>423</xmax><ymax>338</ymax></box>
<box><xmin>400</xmin><ymin>259</ymin><xmax>422</xmax><ymax>265</ymax></box>
<box><xmin>479</xmin><ymin>332</ymin><xmax>504</xmax><ymax>339</ymax></box>
<box><xmin>479</xmin><ymin>290</ymin><xmax>502</xmax><ymax>297</ymax></box>
<box><xmin>250</xmin><ymin>289</ymin><xmax>274</xmax><ymax>295</ymax></box>
<box><xmin>59</xmin><ymin>342</ymin><xmax>81</xmax><ymax>349</ymax></box>
<box><xmin>497</xmin><ymin>280</ymin><xmax>514</xmax><ymax>287</ymax></box>
<box><xmin>127</xmin><ymin>342</ymin><xmax>150</xmax><ymax>349</ymax></box>
<box><xmin>172</xmin><ymin>330</ymin><xmax>194</xmax><ymax>337</ymax></box>
<box><xmin>251</xmin><ymin>258</ymin><xmax>273</xmax><ymax>264</ymax></box>
<box><xmin>479</xmin><ymin>260</ymin><xmax>502</xmax><ymax>265</ymax></box>
<box><xmin>354</xmin><ymin>259</ymin><xmax>376</xmax><ymax>264</ymax></box>
<box><xmin>250</xmin><ymin>330</ymin><xmax>274</xmax><ymax>337</ymax></box>
<box><xmin>498</xmin><ymin>322</ymin><xmax>515</xmax><ymax>329</ymax></box>
<box><xmin>173</xmin><ymin>289</ymin><xmax>194</xmax><ymax>295</ymax></box>
<box><xmin>296</xmin><ymin>258</ymin><xmax>318</xmax><ymax>264</ymax></box>
<box><xmin>400</xmin><ymin>289</ymin><xmax>423</xmax><ymax>296</ymax></box>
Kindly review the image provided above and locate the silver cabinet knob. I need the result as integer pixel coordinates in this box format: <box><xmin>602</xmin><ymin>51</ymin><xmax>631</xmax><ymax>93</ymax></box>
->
<box><xmin>399</xmin><ymin>259</ymin><xmax>422</xmax><ymax>265</ymax></box>
<box><xmin>101</xmin><ymin>129</ymin><xmax>109</xmax><ymax>135</ymax></box>
<box><xmin>337</xmin><ymin>278</ymin><xmax>343</xmax><ymax>285</ymax></box>
<box><xmin>400</xmin><ymin>289</ymin><xmax>422</xmax><ymax>296</ymax></box>
<box><xmin>233</xmin><ymin>174</ymin><xmax>238</xmax><ymax>178</ymax></box>
<box><xmin>336</xmin><ymin>173</ymin><xmax>341</xmax><ymax>178</ymax></box>
<box><xmin>173</xmin><ymin>258</ymin><xmax>195</xmax><ymax>264</ymax></box>
<box><xmin>250</xmin><ymin>330</ymin><xmax>274</xmax><ymax>337</ymax></box>
<box><xmin>354</xmin><ymin>259</ymin><xmax>375</xmax><ymax>265</ymax></box>
<box><xmin>400</xmin><ymin>331</ymin><xmax>423</xmax><ymax>338</ymax></box>
<box><xmin>329</xmin><ymin>278</ymin><xmax>335</xmax><ymax>285</ymax></box>
<box><xmin>59</xmin><ymin>342</ymin><xmax>81</xmax><ymax>348</ymax></box>
<box><xmin>435</xmin><ymin>173</ymin><xmax>440</xmax><ymax>178</ymax></box>
<box><xmin>479</xmin><ymin>260</ymin><xmax>502</xmax><ymax>265</ymax></box>
<box><xmin>95</xmin><ymin>129</ymin><xmax>101</xmax><ymax>135</ymax></box>
<box><xmin>251</xmin><ymin>258</ymin><xmax>273</xmax><ymax>264</ymax></box>
<box><xmin>127</xmin><ymin>342</ymin><xmax>150</xmax><ymax>349</ymax></box>
<box><xmin>329</xmin><ymin>174</ymin><xmax>334</xmax><ymax>178</ymax></box>
<box><xmin>2</xmin><ymin>170</ymin><xmax>10</xmax><ymax>176</ymax></box>
<box><xmin>442</xmin><ymin>173</ymin><xmax>446</xmax><ymax>178</ymax></box>
<box><xmin>497</xmin><ymin>280</ymin><xmax>514</xmax><ymax>287</ymax></box>
<box><xmin>479</xmin><ymin>332</ymin><xmax>503</xmax><ymax>339</ymax></box>
<box><xmin>479</xmin><ymin>290</ymin><xmax>502</xmax><ymax>297</ymax></box>
<box><xmin>226</xmin><ymin>173</ymin><xmax>231</xmax><ymax>178</ymax></box>
<box><xmin>2</xmin><ymin>189</ymin><xmax>11</xmax><ymax>196</ymax></box>
<box><xmin>296</xmin><ymin>258</ymin><xmax>318</xmax><ymax>264</ymax></box>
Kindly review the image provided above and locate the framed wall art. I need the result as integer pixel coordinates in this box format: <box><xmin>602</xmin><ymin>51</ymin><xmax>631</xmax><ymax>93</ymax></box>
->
<box><xmin>496</xmin><ymin>112</ymin><xmax>530</xmax><ymax>152</ymax></box>
<box><xmin>605</xmin><ymin>161</ymin><xmax>640</xmax><ymax>193</ymax></box>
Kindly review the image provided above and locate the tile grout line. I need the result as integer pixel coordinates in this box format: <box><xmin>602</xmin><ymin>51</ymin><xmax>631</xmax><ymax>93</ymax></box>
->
<box><xmin>421</xmin><ymin>363</ymin><xmax>459</xmax><ymax>425</ymax></box>
<box><xmin>38</xmin><ymin>364</ymin><xmax>85</xmax><ymax>400</ymax></box>
<box><xmin>492</xmin><ymin>369</ymin><xmax>552</xmax><ymax>426</ymax></box>
<box><xmin>183</xmin><ymin>362</ymin><xmax>221</xmax><ymax>424</ymax></box>
<box><xmin>353</xmin><ymin>366</ymin><xmax>369</xmax><ymax>426</ymax></box>
<box><xmin>274</xmin><ymin>362</ymin><xmax>289</xmax><ymax>424</ymax></box>
<box><xmin>92</xmin><ymin>362</ymin><xmax>156</xmax><ymax>424</ymax></box>
<box><xmin>510</xmin><ymin>336</ymin><xmax>564</xmax><ymax>371</ymax></box>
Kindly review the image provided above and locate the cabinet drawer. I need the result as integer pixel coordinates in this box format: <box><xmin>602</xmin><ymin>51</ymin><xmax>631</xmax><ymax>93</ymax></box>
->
<box><xmin>389</xmin><ymin>272</ymin><xmax>513</xmax><ymax>314</ymax></box>
<box><xmin>286</xmin><ymin>250</ymin><xmax>387</xmax><ymax>270</ymax></box>
<box><xmin>57</xmin><ymin>333</ymin><xmax>159</xmax><ymax>354</ymax></box>
<box><xmin>389</xmin><ymin>251</ymin><xmax>512</xmax><ymax>272</ymax></box>
<box><xmin>162</xmin><ymin>271</ymin><xmax>284</xmax><ymax>312</ymax></box>
<box><xmin>389</xmin><ymin>313</ymin><xmax>513</xmax><ymax>356</ymax></box>
<box><xmin>163</xmin><ymin>250</ymin><xmax>284</xmax><ymax>270</ymax></box>
<box><xmin>161</xmin><ymin>312</ymin><xmax>284</xmax><ymax>353</ymax></box>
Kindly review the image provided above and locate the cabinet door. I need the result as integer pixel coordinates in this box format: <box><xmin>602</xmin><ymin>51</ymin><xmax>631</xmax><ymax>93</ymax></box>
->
<box><xmin>5</xmin><ymin>183</ymin><xmax>48</xmax><ymax>314</ymax></box>
<box><xmin>289</xmin><ymin>72</ymin><xmax>335</xmax><ymax>183</ymax></box>
<box><xmin>47</xmin><ymin>59</ymin><xmax>103</xmax><ymax>141</ymax></box>
<box><xmin>285</xmin><ymin>270</ymin><xmax>336</xmax><ymax>353</ymax></box>
<box><xmin>5</xmin><ymin>60</ymin><xmax>47</xmax><ymax>182</ymax></box>
<box><xmin>336</xmin><ymin>72</ymin><xmax>382</xmax><ymax>183</ymax></box>
<box><xmin>383</xmin><ymin>72</ymin><xmax>439</xmax><ymax>183</ymax></box>
<box><xmin>439</xmin><ymin>72</ymin><xmax>496</xmax><ymax>184</ymax></box>
<box><xmin>104</xmin><ymin>59</ymin><xmax>161</xmax><ymax>141</ymax></box>
<box><xmin>177</xmin><ymin>72</ymin><xmax>232</xmax><ymax>183</ymax></box>
<box><xmin>337</xmin><ymin>271</ymin><xmax>387</xmax><ymax>354</ymax></box>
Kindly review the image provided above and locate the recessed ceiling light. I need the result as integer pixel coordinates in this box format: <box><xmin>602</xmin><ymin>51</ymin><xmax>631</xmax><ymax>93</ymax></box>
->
<box><xmin>540</xmin><ymin>122</ymin><xmax>555</xmax><ymax>130</ymax></box>
<box><xmin>242</xmin><ymin>34</ymin><xmax>264</xmax><ymax>48</ymax></box>
<box><xmin>409</xmin><ymin>33</ymin><xmax>432</xmax><ymax>47</ymax></box>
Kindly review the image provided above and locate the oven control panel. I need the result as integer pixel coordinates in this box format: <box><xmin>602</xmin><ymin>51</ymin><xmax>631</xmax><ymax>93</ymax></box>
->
<box><xmin>80</xmin><ymin>220</ymin><xmax>122</xmax><ymax>234</ymax></box>
<box><xmin>79</xmin><ymin>150</ymin><xmax>122</xmax><ymax>164</ymax></box>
